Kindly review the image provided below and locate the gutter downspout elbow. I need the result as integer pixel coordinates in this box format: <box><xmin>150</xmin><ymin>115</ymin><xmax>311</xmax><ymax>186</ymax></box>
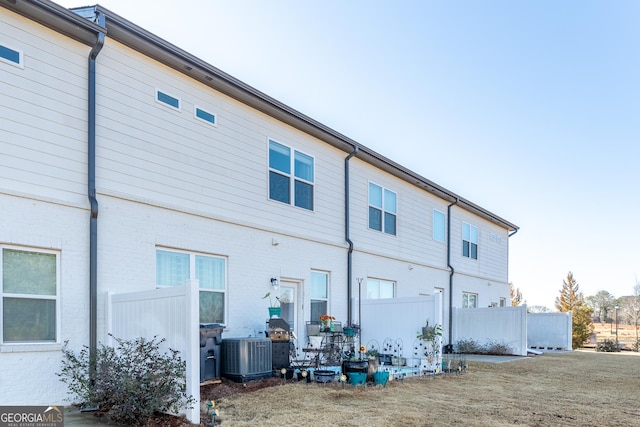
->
<box><xmin>88</xmin><ymin>9</ymin><xmax>105</xmax><ymax>381</ymax></box>
<box><xmin>345</xmin><ymin>146</ymin><xmax>359</xmax><ymax>324</ymax></box>
<box><xmin>446</xmin><ymin>198</ymin><xmax>459</xmax><ymax>350</ymax></box>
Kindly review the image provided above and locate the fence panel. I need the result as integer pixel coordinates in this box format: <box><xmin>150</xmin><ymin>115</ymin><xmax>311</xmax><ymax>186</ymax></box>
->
<box><xmin>106</xmin><ymin>280</ymin><xmax>199</xmax><ymax>424</ymax></box>
<box><xmin>452</xmin><ymin>306</ymin><xmax>528</xmax><ymax>356</ymax></box>
<box><xmin>527</xmin><ymin>312</ymin><xmax>572</xmax><ymax>350</ymax></box>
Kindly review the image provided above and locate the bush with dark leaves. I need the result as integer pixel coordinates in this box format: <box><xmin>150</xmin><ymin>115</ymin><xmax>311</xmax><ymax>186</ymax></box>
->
<box><xmin>58</xmin><ymin>334</ymin><xmax>194</xmax><ymax>426</ymax></box>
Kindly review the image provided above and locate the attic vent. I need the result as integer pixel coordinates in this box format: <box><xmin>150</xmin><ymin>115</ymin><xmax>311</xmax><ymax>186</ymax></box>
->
<box><xmin>184</xmin><ymin>65</ymin><xmax>193</xmax><ymax>71</ymax></box>
<box><xmin>205</xmin><ymin>76</ymin><xmax>213</xmax><ymax>81</ymax></box>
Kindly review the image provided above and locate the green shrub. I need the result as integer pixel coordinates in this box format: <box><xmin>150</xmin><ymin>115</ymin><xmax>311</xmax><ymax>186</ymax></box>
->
<box><xmin>58</xmin><ymin>334</ymin><xmax>195</xmax><ymax>426</ymax></box>
<box><xmin>596</xmin><ymin>338</ymin><xmax>620</xmax><ymax>352</ymax></box>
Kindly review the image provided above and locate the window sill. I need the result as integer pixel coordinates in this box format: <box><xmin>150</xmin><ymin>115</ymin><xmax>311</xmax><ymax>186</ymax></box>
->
<box><xmin>1</xmin><ymin>342</ymin><xmax>62</xmax><ymax>353</ymax></box>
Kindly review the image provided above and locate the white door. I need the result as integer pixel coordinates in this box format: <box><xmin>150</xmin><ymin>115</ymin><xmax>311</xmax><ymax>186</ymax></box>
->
<box><xmin>277</xmin><ymin>280</ymin><xmax>302</xmax><ymax>341</ymax></box>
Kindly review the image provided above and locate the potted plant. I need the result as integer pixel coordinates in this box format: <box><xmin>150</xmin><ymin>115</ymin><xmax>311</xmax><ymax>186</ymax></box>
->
<box><xmin>318</xmin><ymin>314</ymin><xmax>335</xmax><ymax>331</ymax></box>
<box><xmin>343</xmin><ymin>323</ymin><xmax>360</xmax><ymax>337</ymax></box>
<box><xmin>262</xmin><ymin>292</ymin><xmax>281</xmax><ymax>318</ymax></box>
<box><xmin>417</xmin><ymin>321</ymin><xmax>442</xmax><ymax>371</ymax></box>
<box><xmin>365</xmin><ymin>348</ymin><xmax>379</xmax><ymax>379</ymax></box>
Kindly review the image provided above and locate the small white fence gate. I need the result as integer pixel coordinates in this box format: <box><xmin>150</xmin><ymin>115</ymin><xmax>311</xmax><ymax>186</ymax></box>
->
<box><xmin>106</xmin><ymin>280</ymin><xmax>200</xmax><ymax>424</ymax></box>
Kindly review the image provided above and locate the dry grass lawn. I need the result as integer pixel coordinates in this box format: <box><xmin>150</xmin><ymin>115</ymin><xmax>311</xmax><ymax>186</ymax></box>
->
<box><xmin>206</xmin><ymin>351</ymin><xmax>640</xmax><ymax>426</ymax></box>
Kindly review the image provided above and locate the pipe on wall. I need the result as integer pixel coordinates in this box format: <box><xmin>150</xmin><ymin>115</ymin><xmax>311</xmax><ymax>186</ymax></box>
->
<box><xmin>87</xmin><ymin>8</ymin><xmax>105</xmax><ymax>379</ymax></box>
<box><xmin>344</xmin><ymin>146</ymin><xmax>359</xmax><ymax>324</ymax></box>
<box><xmin>446</xmin><ymin>198</ymin><xmax>459</xmax><ymax>349</ymax></box>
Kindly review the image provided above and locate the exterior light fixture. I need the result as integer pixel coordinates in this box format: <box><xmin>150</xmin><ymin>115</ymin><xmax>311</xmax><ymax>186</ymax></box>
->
<box><xmin>271</xmin><ymin>277</ymin><xmax>279</xmax><ymax>289</ymax></box>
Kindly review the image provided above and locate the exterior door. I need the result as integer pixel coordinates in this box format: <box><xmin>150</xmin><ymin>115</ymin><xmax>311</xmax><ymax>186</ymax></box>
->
<box><xmin>277</xmin><ymin>280</ymin><xmax>301</xmax><ymax>342</ymax></box>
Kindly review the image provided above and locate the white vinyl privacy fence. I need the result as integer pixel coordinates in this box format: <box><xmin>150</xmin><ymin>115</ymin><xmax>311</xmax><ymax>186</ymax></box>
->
<box><xmin>527</xmin><ymin>312</ymin><xmax>572</xmax><ymax>350</ymax></box>
<box><xmin>452</xmin><ymin>306</ymin><xmax>528</xmax><ymax>356</ymax></box>
<box><xmin>106</xmin><ymin>280</ymin><xmax>200</xmax><ymax>424</ymax></box>
<box><xmin>359</xmin><ymin>295</ymin><xmax>443</xmax><ymax>363</ymax></box>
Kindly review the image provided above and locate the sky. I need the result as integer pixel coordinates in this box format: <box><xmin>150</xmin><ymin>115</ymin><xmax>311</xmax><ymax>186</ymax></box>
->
<box><xmin>56</xmin><ymin>0</ymin><xmax>640</xmax><ymax>310</ymax></box>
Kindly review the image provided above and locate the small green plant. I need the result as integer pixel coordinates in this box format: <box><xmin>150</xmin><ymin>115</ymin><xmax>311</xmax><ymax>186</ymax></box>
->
<box><xmin>417</xmin><ymin>321</ymin><xmax>442</xmax><ymax>342</ymax></box>
<box><xmin>596</xmin><ymin>338</ymin><xmax>620</xmax><ymax>352</ymax></box>
<box><xmin>262</xmin><ymin>292</ymin><xmax>280</xmax><ymax>308</ymax></box>
<box><xmin>417</xmin><ymin>321</ymin><xmax>443</xmax><ymax>362</ymax></box>
<box><xmin>58</xmin><ymin>335</ymin><xmax>195</xmax><ymax>426</ymax></box>
<box><xmin>366</xmin><ymin>348</ymin><xmax>380</xmax><ymax>358</ymax></box>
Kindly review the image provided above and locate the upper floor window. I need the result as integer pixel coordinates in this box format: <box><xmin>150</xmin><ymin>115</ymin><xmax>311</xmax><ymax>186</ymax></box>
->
<box><xmin>462</xmin><ymin>222</ymin><xmax>478</xmax><ymax>259</ymax></box>
<box><xmin>194</xmin><ymin>107</ymin><xmax>217</xmax><ymax>126</ymax></box>
<box><xmin>366</xmin><ymin>278</ymin><xmax>395</xmax><ymax>299</ymax></box>
<box><xmin>310</xmin><ymin>271</ymin><xmax>329</xmax><ymax>323</ymax></box>
<box><xmin>369</xmin><ymin>183</ymin><xmax>396</xmax><ymax>235</ymax></box>
<box><xmin>433</xmin><ymin>209</ymin><xmax>446</xmax><ymax>242</ymax></box>
<box><xmin>0</xmin><ymin>43</ymin><xmax>23</xmax><ymax>68</ymax></box>
<box><xmin>156</xmin><ymin>89</ymin><xmax>180</xmax><ymax>110</ymax></box>
<box><xmin>462</xmin><ymin>292</ymin><xmax>478</xmax><ymax>308</ymax></box>
<box><xmin>156</xmin><ymin>249</ymin><xmax>226</xmax><ymax>324</ymax></box>
<box><xmin>499</xmin><ymin>298</ymin><xmax>506</xmax><ymax>307</ymax></box>
<box><xmin>1</xmin><ymin>246</ymin><xmax>59</xmax><ymax>343</ymax></box>
<box><xmin>269</xmin><ymin>139</ymin><xmax>314</xmax><ymax>210</ymax></box>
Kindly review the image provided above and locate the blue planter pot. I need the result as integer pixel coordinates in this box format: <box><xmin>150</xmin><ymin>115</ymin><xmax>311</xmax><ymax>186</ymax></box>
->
<box><xmin>348</xmin><ymin>372</ymin><xmax>366</xmax><ymax>386</ymax></box>
<box><xmin>373</xmin><ymin>371</ymin><xmax>389</xmax><ymax>386</ymax></box>
<box><xmin>314</xmin><ymin>370</ymin><xmax>336</xmax><ymax>383</ymax></box>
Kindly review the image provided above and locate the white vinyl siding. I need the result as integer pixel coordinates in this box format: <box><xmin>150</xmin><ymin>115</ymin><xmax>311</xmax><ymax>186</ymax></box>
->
<box><xmin>0</xmin><ymin>15</ymin><xmax>89</xmax><ymax>205</ymax></box>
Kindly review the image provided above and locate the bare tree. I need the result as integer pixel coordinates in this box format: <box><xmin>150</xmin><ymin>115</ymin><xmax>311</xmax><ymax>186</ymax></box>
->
<box><xmin>621</xmin><ymin>279</ymin><xmax>640</xmax><ymax>351</ymax></box>
<box><xmin>586</xmin><ymin>290</ymin><xmax>616</xmax><ymax>322</ymax></box>
<box><xmin>510</xmin><ymin>282</ymin><xmax>524</xmax><ymax>306</ymax></box>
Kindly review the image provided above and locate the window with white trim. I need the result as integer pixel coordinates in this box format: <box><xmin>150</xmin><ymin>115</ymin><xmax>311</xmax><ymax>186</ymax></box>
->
<box><xmin>0</xmin><ymin>43</ymin><xmax>23</xmax><ymax>68</ymax></box>
<box><xmin>462</xmin><ymin>222</ymin><xmax>478</xmax><ymax>259</ymax></box>
<box><xmin>268</xmin><ymin>139</ymin><xmax>314</xmax><ymax>210</ymax></box>
<box><xmin>369</xmin><ymin>183</ymin><xmax>397</xmax><ymax>235</ymax></box>
<box><xmin>499</xmin><ymin>298</ymin><xmax>506</xmax><ymax>307</ymax></box>
<box><xmin>462</xmin><ymin>292</ymin><xmax>478</xmax><ymax>308</ymax></box>
<box><xmin>156</xmin><ymin>249</ymin><xmax>226</xmax><ymax>323</ymax></box>
<box><xmin>1</xmin><ymin>246</ymin><xmax>59</xmax><ymax>343</ymax></box>
<box><xmin>367</xmin><ymin>278</ymin><xmax>395</xmax><ymax>299</ymax></box>
<box><xmin>310</xmin><ymin>271</ymin><xmax>328</xmax><ymax>323</ymax></box>
<box><xmin>156</xmin><ymin>89</ymin><xmax>180</xmax><ymax>110</ymax></box>
<box><xmin>433</xmin><ymin>209</ymin><xmax>445</xmax><ymax>242</ymax></box>
<box><xmin>195</xmin><ymin>107</ymin><xmax>216</xmax><ymax>126</ymax></box>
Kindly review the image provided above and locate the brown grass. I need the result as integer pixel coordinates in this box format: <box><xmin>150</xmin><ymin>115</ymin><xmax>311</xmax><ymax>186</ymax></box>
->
<box><xmin>203</xmin><ymin>351</ymin><xmax>640</xmax><ymax>427</ymax></box>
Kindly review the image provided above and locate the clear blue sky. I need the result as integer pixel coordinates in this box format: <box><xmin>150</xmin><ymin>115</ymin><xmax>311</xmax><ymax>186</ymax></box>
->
<box><xmin>57</xmin><ymin>0</ymin><xmax>640</xmax><ymax>309</ymax></box>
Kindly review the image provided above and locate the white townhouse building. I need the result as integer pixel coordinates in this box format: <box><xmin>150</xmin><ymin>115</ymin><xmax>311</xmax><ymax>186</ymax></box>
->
<box><xmin>0</xmin><ymin>0</ymin><xmax>518</xmax><ymax>408</ymax></box>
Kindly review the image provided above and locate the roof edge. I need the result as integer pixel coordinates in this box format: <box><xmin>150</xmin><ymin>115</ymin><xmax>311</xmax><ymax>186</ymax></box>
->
<box><xmin>2</xmin><ymin>0</ymin><xmax>519</xmax><ymax>232</ymax></box>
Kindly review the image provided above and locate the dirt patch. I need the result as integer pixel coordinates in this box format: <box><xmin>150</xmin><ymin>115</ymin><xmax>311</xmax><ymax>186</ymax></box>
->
<box><xmin>100</xmin><ymin>351</ymin><xmax>640</xmax><ymax>426</ymax></box>
<box><xmin>200</xmin><ymin>377</ymin><xmax>283</xmax><ymax>402</ymax></box>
